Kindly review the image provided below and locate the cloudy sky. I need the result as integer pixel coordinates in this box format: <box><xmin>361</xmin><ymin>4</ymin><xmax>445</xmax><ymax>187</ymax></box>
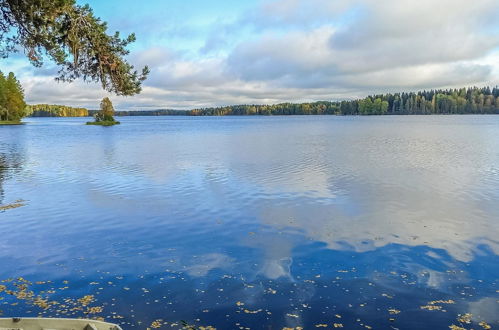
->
<box><xmin>1</xmin><ymin>0</ymin><xmax>499</xmax><ymax>110</ymax></box>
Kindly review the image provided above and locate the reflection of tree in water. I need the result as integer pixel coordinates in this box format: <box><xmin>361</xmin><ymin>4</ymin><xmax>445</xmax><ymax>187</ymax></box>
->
<box><xmin>0</xmin><ymin>154</ymin><xmax>7</xmax><ymax>203</ymax></box>
<box><xmin>0</xmin><ymin>150</ymin><xmax>23</xmax><ymax>205</ymax></box>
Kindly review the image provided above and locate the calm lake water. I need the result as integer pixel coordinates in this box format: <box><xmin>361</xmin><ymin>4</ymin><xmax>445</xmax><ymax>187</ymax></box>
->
<box><xmin>0</xmin><ymin>116</ymin><xmax>498</xmax><ymax>329</ymax></box>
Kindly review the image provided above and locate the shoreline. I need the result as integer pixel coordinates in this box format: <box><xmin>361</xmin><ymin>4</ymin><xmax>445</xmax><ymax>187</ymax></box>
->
<box><xmin>28</xmin><ymin>112</ymin><xmax>499</xmax><ymax>119</ymax></box>
<box><xmin>0</xmin><ymin>121</ymin><xmax>24</xmax><ymax>125</ymax></box>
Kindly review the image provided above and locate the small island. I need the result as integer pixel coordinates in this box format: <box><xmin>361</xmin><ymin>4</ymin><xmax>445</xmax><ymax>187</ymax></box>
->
<box><xmin>86</xmin><ymin>97</ymin><xmax>120</xmax><ymax>126</ymax></box>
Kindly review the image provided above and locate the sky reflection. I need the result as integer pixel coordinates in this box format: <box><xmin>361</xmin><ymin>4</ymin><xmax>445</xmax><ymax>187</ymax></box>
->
<box><xmin>0</xmin><ymin>116</ymin><xmax>498</xmax><ymax>328</ymax></box>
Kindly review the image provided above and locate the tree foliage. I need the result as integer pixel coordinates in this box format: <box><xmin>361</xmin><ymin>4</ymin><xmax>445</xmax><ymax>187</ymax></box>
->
<box><xmin>94</xmin><ymin>97</ymin><xmax>116</xmax><ymax>122</ymax></box>
<box><xmin>113</xmin><ymin>86</ymin><xmax>498</xmax><ymax>117</ymax></box>
<box><xmin>340</xmin><ymin>87</ymin><xmax>499</xmax><ymax>115</ymax></box>
<box><xmin>0</xmin><ymin>71</ymin><xmax>25</xmax><ymax>121</ymax></box>
<box><xmin>0</xmin><ymin>0</ymin><xmax>149</xmax><ymax>96</ymax></box>
<box><xmin>26</xmin><ymin>104</ymin><xmax>88</xmax><ymax>117</ymax></box>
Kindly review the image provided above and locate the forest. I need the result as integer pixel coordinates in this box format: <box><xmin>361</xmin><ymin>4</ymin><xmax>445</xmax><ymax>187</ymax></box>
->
<box><xmin>26</xmin><ymin>104</ymin><xmax>89</xmax><ymax>117</ymax></box>
<box><xmin>5</xmin><ymin>84</ymin><xmax>499</xmax><ymax>122</ymax></box>
<box><xmin>88</xmin><ymin>109</ymin><xmax>185</xmax><ymax>116</ymax></box>
<box><xmin>185</xmin><ymin>87</ymin><xmax>499</xmax><ymax>116</ymax></box>
<box><xmin>106</xmin><ymin>86</ymin><xmax>499</xmax><ymax>116</ymax></box>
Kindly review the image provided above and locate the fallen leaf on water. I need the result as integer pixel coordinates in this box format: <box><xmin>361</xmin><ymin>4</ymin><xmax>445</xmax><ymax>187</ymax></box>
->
<box><xmin>420</xmin><ymin>305</ymin><xmax>442</xmax><ymax>311</ymax></box>
<box><xmin>449</xmin><ymin>325</ymin><xmax>465</xmax><ymax>330</ymax></box>
<box><xmin>428</xmin><ymin>300</ymin><xmax>455</xmax><ymax>305</ymax></box>
<box><xmin>457</xmin><ymin>313</ymin><xmax>472</xmax><ymax>324</ymax></box>
<box><xmin>479</xmin><ymin>321</ymin><xmax>492</xmax><ymax>329</ymax></box>
<box><xmin>244</xmin><ymin>309</ymin><xmax>263</xmax><ymax>314</ymax></box>
<box><xmin>0</xmin><ymin>200</ymin><xmax>26</xmax><ymax>211</ymax></box>
<box><xmin>150</xmin><ymin>319</ymin><xmax>163</xmax><ymax>328</ymax></box>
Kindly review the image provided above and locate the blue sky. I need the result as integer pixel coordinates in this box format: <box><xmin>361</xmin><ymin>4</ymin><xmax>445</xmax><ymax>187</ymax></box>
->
<box><xmin>82</xmin><ymin>0</ymin><xmax>256</xmax><ymax>53</ymax></box>
<box><xmin>2</xmin><ymin>0</ymin><xmax>499</xmax><ymax>110</ymax></box>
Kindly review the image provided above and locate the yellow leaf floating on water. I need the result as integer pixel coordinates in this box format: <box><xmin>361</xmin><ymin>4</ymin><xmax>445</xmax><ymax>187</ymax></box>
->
<box><xmin>150</xmin><ymin>319</ymin><xmax>163</xmax><ymax>328</ymax></box>
<box><xmin>315</xmin><ymin>325</ymin><xmax>328</xmax><ymax>328</ymax></box>
<box><xmin>449</xmin><ymin>325</ymin><xmax>466</xmax><ymax>330</ymax></box>
<box><xmin>388</xmin><ymin>309</ymin><xmax>401</xmax><ymax>315</ymax></box>
<box><xmin>421</xmin><ymin>299</ymin><xmax>454</xmax><ymax>311</ymax></box>
<box><xmin>333</xmin><ymin>324</ymin><xmax>344</xmax><ymax>328</ymax></box>
<box><xmin>244</xmin><ymin>309</ymin><xmax>263</xmax><ymax>314</ymax></box>
<box><xmin>0</xmin><ymin>200</ymin><xmax>26</xmax><ymax>211</ymax></box>
<box><xmin>33</xmin><ymin>297</ymin><xmax>49</xmax><ymax>310</ymax></box>
<box><xmin>479</xmin><ymin>321</ymin><xmax>492</xmax><ymax>329</ymax></box>
<box><xmin>86</xmin><ymin>306</ymin><xmax>103</xmax><ymax>314</ymax></box>
<box><xmin>77</xmin><ymin>295</ymin><xmax>94</xmax><ymax>307</ymax></box>
<box><xmin>457</xmin><ymin>313</ymin><xmax>472</xmax><ymax>324</ymax></box>
<box><xmin>286</xmin><ymin>313</ymin><xmax>299</xmax><ymax>318</ymax></box>
<box><xmin>429</xmin><ymin>300</ymin><xmax>455</xmax><ymax>305</ymax></box>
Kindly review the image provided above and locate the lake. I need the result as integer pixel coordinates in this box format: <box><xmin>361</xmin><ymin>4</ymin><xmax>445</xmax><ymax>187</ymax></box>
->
<box><xmin>0</xmin><ymin>115</ymin><xmax>498</xmax><ymax>329</ymax></box>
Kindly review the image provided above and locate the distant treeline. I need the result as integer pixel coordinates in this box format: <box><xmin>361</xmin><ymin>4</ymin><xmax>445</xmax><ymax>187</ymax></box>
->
<box><xmin>341</xmin><ymin>86</ymin><xmax>499</xmax><ymax>115</ymax></box>
<box><xmin>186</xmin><ymin>87</ymin><xmax>499</xmax><ymax>116</ymax></box>
<box><xmin>27</xmin><ymin>104</ymin><xmax>89</xmax><ymax>117</ymax></box>
<box><xmin>100</xmin><ymin>86</ymin><xmax>499</xmax><ymax>117</ymax></box>
<box><xmin>87</xmin><ymin>109</ymin><xmax>184</xmax><ymax>116</ymax></box>
<box><xmin>31</xmin><ymin>86</ymin><xmax>499</xmax><ymax>118</ymax></box>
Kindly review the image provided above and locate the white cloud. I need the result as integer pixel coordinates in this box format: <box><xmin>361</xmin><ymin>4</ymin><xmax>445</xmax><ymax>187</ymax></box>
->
<box><xmin>185</xmin><ymin>253</ymin><xmax>233</xmax><ymax>277</ymax></box>
<box><xmin>6</xmin><ymin>0</ymin><xmax>499</xmax><ymax>109</ymax></box>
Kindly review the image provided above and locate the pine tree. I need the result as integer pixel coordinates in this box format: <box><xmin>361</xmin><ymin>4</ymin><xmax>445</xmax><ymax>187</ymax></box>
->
<box><xmin>0</xmin><ymin>0</ymin><xmax>149</xmax><ymax>96</ymax></box>
<box><xmin>5</xmin><ymin>72</ymin><xmax>25</xmax><ymax>120</ymax></box>
<box><xmin>0</xmin><ymin>71</ymin><xmax>25</xmax><ymax>122</ymax></box>
<box><xmin>0</xmin><ymin>72</ymin><xmax>6</xmax><ymax>120</ymax></box>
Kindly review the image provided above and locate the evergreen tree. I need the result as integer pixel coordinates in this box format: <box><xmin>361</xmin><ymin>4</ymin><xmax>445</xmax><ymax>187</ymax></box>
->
<box><xmin>0</xmin><ymin>72</ymin><xmax>6</xmax><ymax>120</ymax></box>
<box><xmin>5</xmin><ymin>72</ymin><xmax>25</xmax><ymax>120</ymax></box>
<box><xmin>0</xmin><ymin>71</ymin><xmax>25</xmax><ymax>122</ymax></box>
<box><xmin>0</xmin><ymin>0</ymin><xmax>149</xmax><ymax>96</ymax></box>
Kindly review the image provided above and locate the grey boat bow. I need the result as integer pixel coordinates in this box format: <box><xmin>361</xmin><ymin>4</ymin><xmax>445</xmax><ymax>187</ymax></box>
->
<box><xmin>0</xmin><ymin>318</ymin><xmax>122</xmax><ymax>330</ymax></box>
